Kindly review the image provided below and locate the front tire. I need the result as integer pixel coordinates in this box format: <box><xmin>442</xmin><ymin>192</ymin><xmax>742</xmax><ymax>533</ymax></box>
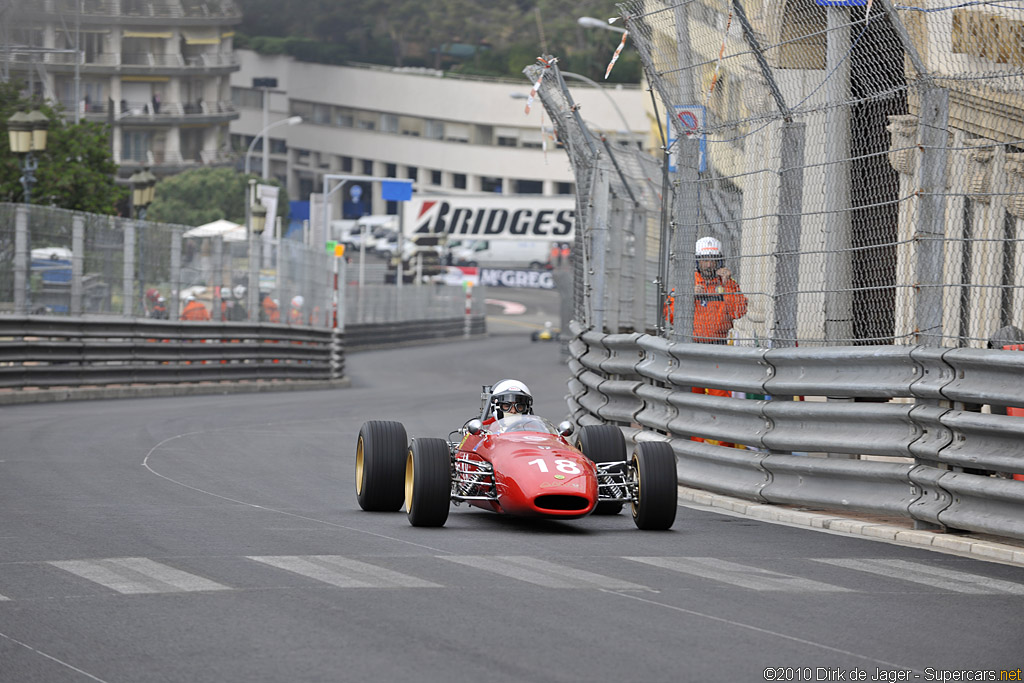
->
<box><xmin>356</xmin><ymin>421</ymin><xmax>408</xmax><ymax>511</ymax></box>
<box><xmin>631</xmin><ymin>442</ymin><xmax>678</xmax><ymax>530</ymax></box>
<box><xmin>575</xmin><ymin>424</ymin><xmax>627</xmax><ymax>515</ymax></box>
<box><xmin>405</xmin><ymin>438</ymin><xmax>451</xmax><ymax>527</ymax></box>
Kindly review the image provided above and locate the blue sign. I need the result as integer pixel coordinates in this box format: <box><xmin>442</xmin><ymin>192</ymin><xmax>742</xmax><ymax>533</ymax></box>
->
<box><xmin>381</xmin><ymin>180</ymin><xmax>413</xmax><ymax>202</ymax></box>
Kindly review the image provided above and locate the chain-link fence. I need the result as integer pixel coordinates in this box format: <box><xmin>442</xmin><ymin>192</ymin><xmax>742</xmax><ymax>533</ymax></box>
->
<box><xmin>0</xmin><ymin>203</ymin><xmax>481</xmax><ymax>327</ymax></box>
<box><xmin>537</xmin><ymin>0</ymin><xmax>1024</xmax><ymax>349</ymax></box>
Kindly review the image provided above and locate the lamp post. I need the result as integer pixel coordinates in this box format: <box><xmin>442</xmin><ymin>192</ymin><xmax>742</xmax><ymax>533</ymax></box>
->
<box><xmin>244</xmin><ymin>115</ymin><xmax>302</xmax><ymax>178</ymax></box>
<box><xmin>246</xmin><ymin>179</ymin><xmax>267</xmax><ymax>321</ymax></box>
<box><xmin>128</xmin><ymin>167</ymin><xmax>157</xmax><ymax>219</ymax></box>
<box><xmin>7</xmin><ymin>109</ymin><xmax>50</xmax><ymax>204</ymax></box>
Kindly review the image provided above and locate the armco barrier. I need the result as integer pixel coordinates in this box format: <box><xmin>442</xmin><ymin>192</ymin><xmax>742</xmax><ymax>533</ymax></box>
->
<box><xmin>0</xmin><ymin>314</ymin><xmax>485</xmax><ymax>399</ymax></box>
<box><xmin>567</xmin><ymin>321</ymin><xmax>1024</xmax><ymax>542</ymax></box>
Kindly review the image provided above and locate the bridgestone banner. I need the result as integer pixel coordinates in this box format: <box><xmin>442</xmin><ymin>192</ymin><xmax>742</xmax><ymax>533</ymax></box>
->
<box><xmin>404</xmin><ymin>195</ymin><xmax>575</xmax><ymax>241</ymax></box>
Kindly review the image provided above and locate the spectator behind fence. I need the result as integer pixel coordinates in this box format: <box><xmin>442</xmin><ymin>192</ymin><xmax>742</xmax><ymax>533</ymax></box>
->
<box><xmin>180</xmin><ymin>295</ymin><xmax>211</xmax><ymax>321</ymax></box>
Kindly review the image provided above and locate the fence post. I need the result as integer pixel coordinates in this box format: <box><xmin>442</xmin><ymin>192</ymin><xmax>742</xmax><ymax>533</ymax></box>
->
<box><xmin>915</xmin><ymin>86</ymin><xmax>950</xmax><ymax>348</ymax></box>
<box><xmin>123</xmin><ymin>220</ymin><xmax>135</xmax><ymax>317</ymax></box>
<box><xmin>14</xmin><ymin>205</ymin><xmax>28</xmax><ymax>315</ymax></box>
<box><xmin>591</xmin><ymin>164</ymin><xmax>610</xmax><ymax>334</ymax></box>
<box><xmin>670</xmin><ymin>135</ymin><xmax>698</xmax><ymax>343</ymax></box>
<box><xmin>170</xmin><ymin>228</ymin><xmax>182</xmax><ymax>320</ymax></box>
<box><xmin>464</xmin><ymin>282</ymin><xmax>473</xmax><ymax>338</ymax></box>
<box><xmin>773</xmin><ymin>121</ymin><xmax>806</xmax><ymax>349</ymax></box>
<box><xmin>71</xmin><ymin>214</ymin><xmax>84</xmax><ymax>316</ymax></box>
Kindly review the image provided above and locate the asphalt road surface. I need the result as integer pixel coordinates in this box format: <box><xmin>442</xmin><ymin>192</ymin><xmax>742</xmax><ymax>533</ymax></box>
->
<box><xmin>2</xmin><ymin>294</ymin><xmax>1023</xmax><ymax>682</ymax></box>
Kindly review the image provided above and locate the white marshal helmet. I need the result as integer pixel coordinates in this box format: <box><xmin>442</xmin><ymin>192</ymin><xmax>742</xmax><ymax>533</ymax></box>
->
<box><xmin>291</xmin><ymin>295</ymin><xmax>304</xmax><ymax>308</ymax></box>
<box><xmin>695</xmin><ymin>236</ymin><xmax>723</xmax><ymax>259</ymax></box>
<box><xmin>490</xmin><ymin>379</ymin><xmax>533</xmax><ymax>417</ymax></box>
<box><xmin>233</xmin><ymin>284</ymin><xmax>246</xmax><ymax>300</ymax></box>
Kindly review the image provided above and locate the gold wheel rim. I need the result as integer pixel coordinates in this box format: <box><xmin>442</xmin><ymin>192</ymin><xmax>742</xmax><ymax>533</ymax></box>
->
<box><xmin>404</xmin><ymin>450</ymin><xmax>414</xmax><ymax>512</ymax></box>
<box><xmin>356</xmin><ymin>436</ymin><xmax>364</xmax><ymax>495</ymax></box>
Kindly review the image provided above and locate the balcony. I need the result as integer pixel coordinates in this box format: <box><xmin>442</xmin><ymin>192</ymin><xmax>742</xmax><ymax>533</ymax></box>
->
<box><xmin>32</xmin><ymin>0</ymin><xmax>242</xmax><ymax>21</ymax></box>
<box><xmin>64</xmin><ymin>98</ymin><xmax>238</xmax><ymax>125</ymax></box>
<box><xmin>16</xmin><ymin>50</ymin><xmax>240</xmax><ymax>75</ymax></box>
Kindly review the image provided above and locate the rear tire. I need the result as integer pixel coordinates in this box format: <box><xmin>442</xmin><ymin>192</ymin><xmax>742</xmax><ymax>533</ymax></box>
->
<box><xmin>575</xmin><ymin>424</ymin><xmax>627</xmax><ymax>515</ymax></box>
<box><xmin>631</xmin><ymin>442</ymin><xmax>678</xmax><ymax>530</ymax></box>
<box><xmin>405</xmin><ymin>438</ymin><xmax>451</xmax><ymax>527</ymax></box>
<box><xmin>356</xmin><ymin>421</ymin><xmax>408</xmax><ymax>511</ymax></box>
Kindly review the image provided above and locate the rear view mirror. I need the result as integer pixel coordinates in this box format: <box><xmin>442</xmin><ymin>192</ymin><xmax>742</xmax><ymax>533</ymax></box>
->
<box><xmin>557</xmin><ymin>421</ymin><xmax>574</xmax><ymax>437</ymax></box>
<box><xmin>467</xmin><ymin>419</ymin><xmax>483</xmax><ymax>435</ymax></box>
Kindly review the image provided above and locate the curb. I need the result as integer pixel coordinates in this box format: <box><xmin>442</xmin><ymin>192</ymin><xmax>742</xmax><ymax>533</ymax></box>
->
<box><xmin>678</xmin><ymin>485</ymin><xmax>1024</xmax><ymax>568</ymax></box>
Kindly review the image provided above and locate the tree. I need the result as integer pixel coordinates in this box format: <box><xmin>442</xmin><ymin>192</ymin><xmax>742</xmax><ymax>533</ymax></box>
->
<box><xmin>0</xmin><ymin>80</ymin><xmax>126</xmax><ymax>212</ymax></box>
<box><xmin>145</xmin><ymin>167</ymin><xmax>289</xmax><ymax>229</ymax></box>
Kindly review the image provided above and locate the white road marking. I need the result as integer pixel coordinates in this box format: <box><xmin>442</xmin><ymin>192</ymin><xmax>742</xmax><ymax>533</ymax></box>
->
<box><xmin>626</xmin><ymin>557</ymin><xmax>853</xmax><ymax>592</ymax></box>
<box><xmin>0</xmin><ymin>630</ymin><xmax>113</xmax><ymax>682</ymax></box>
<box><xmin>442</xmin><ymin>555</ymin><xmax>649</xmax><ymax>590</ymax></box>
<box><xmin>48</xmin><ymin>558</ymin><xmax>230</xmax><ymax>594</ymax></box>
<box><xmin>812</xmin><ymin>558</ymin><xmax>1024</xmax><ymax>594</ymax></box>
<box><xmin>0</xmin><ymin>593</ymin><xmax>8</xmax><ymax>601</ymax></box>
<box><xmin>247</xmin><ymin>555</ymin><xmax>441</xmax><ymax>588</ymax></box>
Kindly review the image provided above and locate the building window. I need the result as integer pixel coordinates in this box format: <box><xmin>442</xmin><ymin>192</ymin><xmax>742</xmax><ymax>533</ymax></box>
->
<box><xmin>497</xmin><ymin>136</ymin><xmax>517</xmax><ymax>147</ymax></box>
<box><xmin>381</xmin><ymin>114</ymin><xmax>399</xmax><ymax>134</ymax></box>
<box><xmin>362</xmin><ymin>159</ymin><xmax>374</xmax><ymax>175</ymax></box>
<box><xmin>453</xmin><ymin>174</ymin><xmax>467</xmax><ymax>189</ymax></box>
<box><xmin>270</xmin><ymin>138</ymin><xmax>287</xmax><ymax>154</ymax></box>
<box><xmin>357</xmin><ymin>119</ymin><xmax>375</xmax><ymax>130</ymax></box>
<box><xmin>407</xmin><ymin>166</ymin><xmax>418</xmax><ymax>181</ymax></box>
<box><xmin>292</xmin><ymin>101</ymin><xmax>313</xmax><ymax>118</ymax></box>
<box><xmin>431</xmin><ymin>170</ymin><xmax>442</xmax><ymax>185</ymax></box>
<box><xmin>121</xmin><ymin>131</ymin><xmax>152</xmax><ymax>162</ymax></box>
<box><xmin>341</xmin><ymin>156</ymin><xmax>353</xmax><ymax>172</ymax></box>
<box><xmin>481</xmin><ymin>177</ymin><xmax>502</xmax><ymax>193</ymax></box>
<box><xmin>385</xmin><ymin>163</ymin><xmax>397</xmax><ymax>178</ymax></box>
<box><xmin>425</xmin><ymin>120</ymin><xmax>444</xmax><ymax>140</ymax></box>
<box><xmin>515</xmin><ymin>179</ymin><xmax>543</xmax><ymax>194</ymax></box>
<box><xmin>557</xmin><ymin>182</ymin><xmax>574</xmax><ymax>195</ymax></box>
<box><xmin>313</xmin><ymin>103</ymin><xmax>331</xmax><ymax>124</ymax></box>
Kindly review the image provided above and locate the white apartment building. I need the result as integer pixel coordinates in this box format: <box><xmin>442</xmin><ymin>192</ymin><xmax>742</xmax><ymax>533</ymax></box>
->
<box><xmin>229</xmin><ymin>50</ymin><xmax>649</xmax><ymax>217</ymax></box>
<box><xmin>3</xmin><ymin>0</ymin><xmax>241</xmax><ymax>179</ymax></box>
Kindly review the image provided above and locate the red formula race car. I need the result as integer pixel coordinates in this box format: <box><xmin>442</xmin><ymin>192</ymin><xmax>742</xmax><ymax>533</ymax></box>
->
<box><xmin>355</xmin><ymin>415</ymin><xmax>677</xmax><ymax>530</ymax></box>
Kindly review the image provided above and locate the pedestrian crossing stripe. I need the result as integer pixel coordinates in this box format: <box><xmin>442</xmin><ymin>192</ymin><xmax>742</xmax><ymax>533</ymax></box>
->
<box><xmin>811</xmin><ymin>558</ymin><xmax>1024</xmax><ymax>595</ymax></box>
<box><xmin>47</xmin><ymin>558</ymin><xmax>230</xmax><ymax>594</ymax></box>
<box><xmin>440</xmin><ymin>555</ymin><xmax>649</xmax><ymax>590</ymax></box>
<box><xmin>626</xmin><ymin>556</ymin><xmax>854</xmax><ymax>592</ymax></box>
<box><xmin>247</xmin><ymin>555</ymin><xmax>441</xmax><ymax>588</ymax></box>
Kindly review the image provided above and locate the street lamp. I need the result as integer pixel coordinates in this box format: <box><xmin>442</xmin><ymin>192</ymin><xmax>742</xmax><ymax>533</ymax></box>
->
<box><xmin>7</xmin><ymin>109</ymin><xmax>50</xmax><ymax>204</ymax></box>
<box><xmin>244</xmin><ymin>115</ymin><xmax>302</xmax><ymax>178</ymax></box>
<box><xmin>128</xmin><ymin>167</ymin><xmax>157</xmax><ymax>219</ymax></box>
<box><xmin>577</xmin><ymin>16</ymin><xmax>628</xmax><ymax>34</ymax></box>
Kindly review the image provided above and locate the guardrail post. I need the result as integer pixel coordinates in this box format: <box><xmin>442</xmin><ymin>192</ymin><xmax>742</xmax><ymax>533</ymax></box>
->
<box><xmin>14</xmin><ymin>205</ymin><xmax>28</xmax><ymax>314</ymax></box>
<box><xmin>123</xmin><ymin>220</ymin><xmax>135</xmax><ymax>317</ymax></box>
<box><xmin>464</xmin><ymin>282</ymin><xmax>473</xmax><ymax>338</ymax></box>
<box><xmin>671</xmin><ymin>135</ymin><xmax>698</xmax><ymax>343</ymax></box>
<box><xmin>71</xmin><ymin>214</ymin><xmax>84</xmax><ymax>316</ymax></box>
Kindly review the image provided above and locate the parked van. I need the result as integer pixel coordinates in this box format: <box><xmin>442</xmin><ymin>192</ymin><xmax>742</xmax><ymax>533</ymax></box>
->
<box><xmin>450</xmin><ymin>240</ymin><xmax>552</xmax><ymax>269</ymax></box>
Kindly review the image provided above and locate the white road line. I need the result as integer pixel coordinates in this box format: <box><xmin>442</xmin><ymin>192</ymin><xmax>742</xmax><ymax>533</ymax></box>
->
<box><xmin>626</xmin><ymin>557</ymin><xmax>853</xmax><ymax>592</ymax></box>
<box><xmin>48</xmin><ymin>558</ymin><xmax>229</xmax><ymax>594</ymax></box>
<box><xmin>812</xmin><ymin>558</ymin><xmax>1024</xmax><ymax>594</ymax></box>
<box><xmin>442</xmin><ymin>555</ymin><xmax>649</xmax><ymax>590</ymax></box>
<box><xmin>247</xmin><ymin>555</ymin><xmax>441</xmax><ymax>588</ymax></box>
<box><xmin>0</xmin><ymin>593</ymin><xmax>8</xmax><ymax>601</ymax></box>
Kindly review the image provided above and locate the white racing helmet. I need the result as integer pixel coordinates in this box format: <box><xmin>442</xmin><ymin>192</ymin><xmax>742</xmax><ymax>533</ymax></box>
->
<box><xmin>490</xmin><ymin>379</ymin><xmax>533</xmax><ymax>418</ymax></box>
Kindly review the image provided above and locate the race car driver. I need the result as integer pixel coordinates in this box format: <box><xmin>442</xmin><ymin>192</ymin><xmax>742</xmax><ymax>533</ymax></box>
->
<box><xmin>483</xmin><ymin>379</ymin><xmax>533</xmax><ymax>423</ymax></box>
